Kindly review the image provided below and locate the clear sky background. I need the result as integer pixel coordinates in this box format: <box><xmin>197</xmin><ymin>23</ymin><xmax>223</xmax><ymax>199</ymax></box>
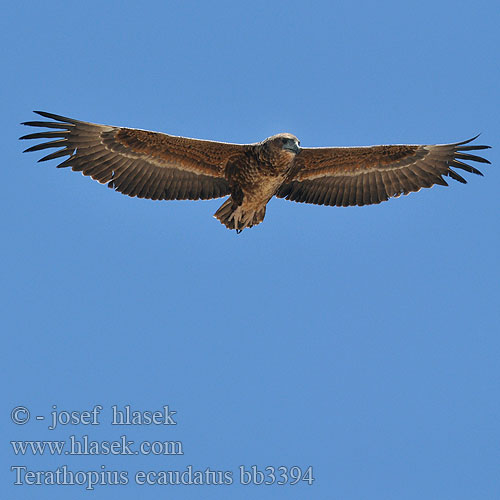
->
<box><xmin>2</xmin><ymin>1</ymin><xmax>499</xmax><ymax>499</ymax></box>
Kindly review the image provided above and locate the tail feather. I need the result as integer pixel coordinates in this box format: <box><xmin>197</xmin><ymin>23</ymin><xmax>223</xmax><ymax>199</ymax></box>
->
<box><xmin>214</xmin><ymin>198</ymin><xmax>266</xmax><ymax>232</ymax></box>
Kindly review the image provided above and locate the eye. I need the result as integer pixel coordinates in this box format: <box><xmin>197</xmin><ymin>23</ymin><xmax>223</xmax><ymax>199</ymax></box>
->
<box><xmin>282</xmin><ymin>138</ymin><xmax>288</xmax><ymax>144</ymax></box>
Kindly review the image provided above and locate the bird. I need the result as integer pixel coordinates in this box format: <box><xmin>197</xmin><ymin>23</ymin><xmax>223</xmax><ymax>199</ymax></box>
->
<box><xmin>20</xmin><ymin>111</ymin><xmax>491</xmax><ymax>233</ymax></box>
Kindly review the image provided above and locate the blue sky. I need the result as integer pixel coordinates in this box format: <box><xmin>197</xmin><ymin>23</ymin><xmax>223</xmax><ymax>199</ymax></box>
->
<box><xmin>2</xmin><ymin>1</ymin><xmax>499</xmax><ymax>499</ymax></box>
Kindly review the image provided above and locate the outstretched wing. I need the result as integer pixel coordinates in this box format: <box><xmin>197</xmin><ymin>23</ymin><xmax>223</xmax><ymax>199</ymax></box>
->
<box><xmin>20</xmin><ymin>111</ymin><xmax>248</xmax><ymax>200</ymax></box>
<box><xmin>277</xmin><ymin>137</ymin><xmax>491</xmax><ymax>207</ymax></box>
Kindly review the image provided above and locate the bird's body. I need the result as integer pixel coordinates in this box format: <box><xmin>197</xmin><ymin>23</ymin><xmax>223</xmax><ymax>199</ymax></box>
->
<box><xmin>20</xmin><ymin>111</ymin><xmax>491</xmax><ymax>232</ymax></box>
<box><xmin>216</xmin><ymin>134</ymin><xmax>300</xmax><ymax>231</ymax></box>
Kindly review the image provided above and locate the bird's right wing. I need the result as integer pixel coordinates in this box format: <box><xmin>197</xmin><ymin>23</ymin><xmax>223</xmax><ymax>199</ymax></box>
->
<box><xmin>20</xmin><ymin>111</ymin><xmax>248</xmax><ymax>200</ymax></box>
<box><xmin>277</xmin><ymin>137</ymin><xmax>491</xmax><ymax>207</ymax></box>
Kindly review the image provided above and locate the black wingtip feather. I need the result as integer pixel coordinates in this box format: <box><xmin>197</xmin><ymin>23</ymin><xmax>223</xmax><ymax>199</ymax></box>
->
<box><xmin>458</xmin><ymin>145</ymin><xmax>491</xmax><ymax>151</ymax></box>
<box><xmin>447</xmin><ymin>169</ymin><xmax>467</xmax><ymax>184</ymax></box>
<box><xmin>452</xmin><ymin>134</ymin><xmax>481</xmax><ymax>147</ymax></box>
<box><xmin>454</xmin><ymin>152</ymin><xmax>491</xmax><ymax>164</ymax></box>
<box><xmin>37</xmin><ymin>148</ymin><xmax>74</xmax><ymax>163</ymax></box>
<box><xmin>454</xmin><ymin>135</ymin><xmax>491</xmax><ymax>153</ymax></box>
<box><xmin>19</xmin><ymin>131</ymin><xmax>69</xmax><ymax>141</ymax></box>
<box><xmin>21</xmin><ymin>119</ymin><xmax>73</xmax><ymax>129</ymax></box>
<box><xmin>450</xmin><ymin>160</ymin><xmax>484</xmax><ymax>176</ymax></box>
<box><xmin>22</xmin><ymin>139</ymin><xmax>67</xmax><ymax>153</ymax></box>
<box><xmin>33</xmin><ymin>111</ymin><xmax>78</xmax><ymax>124</ymax></box>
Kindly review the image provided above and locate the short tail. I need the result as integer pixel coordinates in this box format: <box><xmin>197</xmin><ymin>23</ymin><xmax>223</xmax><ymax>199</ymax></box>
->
<box><xmin>214</xmin><ymin>198</ymin><xmax>266</xmax><ymax>233</ymax></box>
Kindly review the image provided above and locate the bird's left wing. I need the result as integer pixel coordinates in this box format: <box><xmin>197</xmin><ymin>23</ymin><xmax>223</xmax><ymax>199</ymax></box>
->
<box><xmin>20</xmin><ymin>111</ymin><xmax>248</xmax><ymax>200</ymax></box>
<box><xmin>277</xmin><ymin>137</ymin><xmax>491</xmax><ymax>207</ymax></box>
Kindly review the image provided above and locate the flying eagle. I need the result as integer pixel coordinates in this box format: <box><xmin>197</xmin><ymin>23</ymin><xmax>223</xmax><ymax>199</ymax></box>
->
<box><xmin>20</xmin><ymin>111</ymin><xmax>491</xmax><ymax>232</ymax></box>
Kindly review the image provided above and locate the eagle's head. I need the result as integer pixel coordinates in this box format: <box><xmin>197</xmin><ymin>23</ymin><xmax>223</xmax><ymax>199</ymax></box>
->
<box><xmin>260</xmin><ymin>133</ymin><xmax>301</xmax><ymax>163</ymax></box>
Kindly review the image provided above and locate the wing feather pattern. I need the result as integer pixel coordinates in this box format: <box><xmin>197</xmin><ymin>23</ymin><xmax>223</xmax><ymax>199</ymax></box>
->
<box><xmin>277</xmin><ymin>137</ymin><xmax>491</xmax><ymax>206</ymax></box>
<box><xmin>20</xmin><ymin>111</ymin><xmax>249</xmax><ymax>201</ymax></box>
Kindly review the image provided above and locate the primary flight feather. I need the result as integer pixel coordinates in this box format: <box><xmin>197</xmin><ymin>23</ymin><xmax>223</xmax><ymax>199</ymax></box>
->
<box><xmin>20</xmin><ymin>111</ymin><xmax>491</xmax><ymax>232</ymax></box>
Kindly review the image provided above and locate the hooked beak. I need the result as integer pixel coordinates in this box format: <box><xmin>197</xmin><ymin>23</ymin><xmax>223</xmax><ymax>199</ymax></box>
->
<box><xmin>284</xmin><ymin>142</ymin><xmax>301</xmax><ymax>154</ymax></box>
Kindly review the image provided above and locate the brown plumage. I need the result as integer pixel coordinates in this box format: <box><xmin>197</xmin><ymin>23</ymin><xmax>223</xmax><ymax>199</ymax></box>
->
<box><xmin>20</xmin><ymin>111</ymin><xmax>491</xmax><ymax>232</ymax></box>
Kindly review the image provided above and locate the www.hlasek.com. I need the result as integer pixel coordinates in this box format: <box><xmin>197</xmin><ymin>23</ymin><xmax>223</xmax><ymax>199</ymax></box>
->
<box><xmin>11</xmin><ymin>465</ymin><xmax>315</xmax><ymax>489</ymax></box>
<box><xmin>11</xmin><ymin>435</ymin><xmax>183</xmax><ymax>456</ymax></box>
